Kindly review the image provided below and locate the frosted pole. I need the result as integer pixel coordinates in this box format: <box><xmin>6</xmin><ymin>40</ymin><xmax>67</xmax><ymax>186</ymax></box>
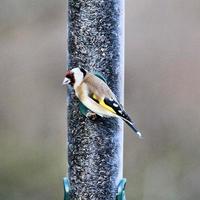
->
<box><xmin>66</xmin><ymin>0</ymin><xmax>124</xmax><ymax>199</ymax></box>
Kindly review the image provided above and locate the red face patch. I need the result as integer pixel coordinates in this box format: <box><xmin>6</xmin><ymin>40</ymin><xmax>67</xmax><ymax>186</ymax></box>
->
<box><xmin>65</xmin><ymin>70</ymin><xmax>75</xmax><ymax>85</ymax></box>
<box><xmin>65</xmin><ymin>70</ymin><xmax>72</xmax><ymax>77</ymax></box>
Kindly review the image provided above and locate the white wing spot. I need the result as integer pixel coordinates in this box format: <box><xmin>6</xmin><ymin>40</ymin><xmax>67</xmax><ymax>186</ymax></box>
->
<box><xmin>109</xmin><ymin>98</ymin><xmax>114</xmax><ymax>101</ymax></box>
<box><xmin>113</xmin><ymin>103</ymin><xmax>118</xmax><ymax>107</ymax></box>
<box><xmin>118</xmin><ymin>110</ymin><xmax>122</xmax><ymax>114</ymax></box>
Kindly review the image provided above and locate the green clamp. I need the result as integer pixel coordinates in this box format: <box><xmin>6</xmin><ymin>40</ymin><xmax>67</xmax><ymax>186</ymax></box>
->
<box><xmin>63</xmin><ymin>177</ymin><xmax>70</xmax><ymax>200</ymax></box>
<box><xmin>64</xmin><ymin>178</ymin><xmax>126</xmax><ymax>200</ymax></box>
<box><xmin>116</xmin><ymin>178</ymin><xmax>127</xmax><ymax>200</ymax></box>
<box><xmin>93</xmin><ymin>71</ymin><xmax>107</xmax><ymax>83</ymax></box>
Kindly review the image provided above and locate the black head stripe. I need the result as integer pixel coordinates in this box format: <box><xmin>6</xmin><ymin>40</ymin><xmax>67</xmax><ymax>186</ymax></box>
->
<box><xmin>80</xmin><ymin>68</ymin><xmax>87</xmax><ymax>77</ymax></box>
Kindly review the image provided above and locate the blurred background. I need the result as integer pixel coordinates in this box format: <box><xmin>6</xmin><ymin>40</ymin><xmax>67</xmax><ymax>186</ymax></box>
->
<box><xmin>0</xmin><ymin>0</ymin><xmax>200</xmax><ymax>199</ymax></box>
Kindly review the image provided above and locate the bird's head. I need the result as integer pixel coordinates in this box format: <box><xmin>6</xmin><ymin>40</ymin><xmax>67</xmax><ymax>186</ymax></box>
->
<box><xmin>63</xmin><ymin>67</ymin><xmax>87</xmax><ymax>87</ymax></box>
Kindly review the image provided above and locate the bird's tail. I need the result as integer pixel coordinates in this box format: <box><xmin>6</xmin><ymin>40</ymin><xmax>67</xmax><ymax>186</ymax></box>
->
<box><xmin>122</xmin><ymin>117</ymin><xmax>143</xmax><ymax>139</ymax></box>
<box><xmin>103</xmin><ymin>97</ymin><xmax>143</xmax><ymax>138</ymax></box>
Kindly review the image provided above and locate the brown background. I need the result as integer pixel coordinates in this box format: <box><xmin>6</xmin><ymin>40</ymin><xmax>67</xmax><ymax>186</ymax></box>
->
<box><xmin>0</xmin><ymin>0</ymin><xmax>200</xmax><ymax>199</ymax></box>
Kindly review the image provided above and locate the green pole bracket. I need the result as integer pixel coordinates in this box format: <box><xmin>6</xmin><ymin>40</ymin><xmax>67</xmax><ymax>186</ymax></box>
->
<box><xmin>92</xmin><ymin>71</ymin><xmax>107</xmax><ymax>83</ymax></box>
<box><xmin>63</xmin><ymin>177</ymin><xmax>127</xmax><ymax>200</ymax></box>
<box><xmin>63</xmin><ymin>177</ymin><xmax>70</xmax><ymax>200</ymax></box>
<box><xmin>116</xmin><ymin>178</ymin><xmax>127</xmax><ymax>200</ymax></box>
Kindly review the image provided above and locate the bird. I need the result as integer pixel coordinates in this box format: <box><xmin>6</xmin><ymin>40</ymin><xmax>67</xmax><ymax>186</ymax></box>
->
<box><xmin>63</xmin><ymin>67</ymin><xmax>142</xmax><ymax>138</ymax></box>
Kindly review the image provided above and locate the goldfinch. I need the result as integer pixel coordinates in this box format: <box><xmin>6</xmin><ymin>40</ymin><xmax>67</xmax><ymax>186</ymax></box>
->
<box><xmin>63</xmin><ymin>67</ymin><xmax>142</xmax><ymax>138</ymax></box>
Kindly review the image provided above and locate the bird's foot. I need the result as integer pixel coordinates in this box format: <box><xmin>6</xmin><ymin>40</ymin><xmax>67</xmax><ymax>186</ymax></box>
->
<box><xmin>86</xmin><ymin>112</ymin><xmax>98</xmax><ymax>120</ymax></box>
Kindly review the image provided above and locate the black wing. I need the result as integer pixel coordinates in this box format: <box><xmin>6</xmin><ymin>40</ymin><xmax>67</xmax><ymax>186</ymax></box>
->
<box><xmin>104</xmin><ymin>97</ymin><xmax>143</xmax><ymax>138</ymax></box>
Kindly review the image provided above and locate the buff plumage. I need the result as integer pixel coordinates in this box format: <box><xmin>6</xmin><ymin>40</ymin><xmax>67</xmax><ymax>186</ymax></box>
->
<box><xmin>63</xmin><ymin>67</ymin><xmax>142</xmax><ymax>138</ymax></box>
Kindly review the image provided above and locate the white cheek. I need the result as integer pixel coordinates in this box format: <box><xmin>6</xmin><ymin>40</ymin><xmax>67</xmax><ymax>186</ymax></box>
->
<box><xmin>75</xmin><ymin>73</ymin><xmax>83</xmax><ymax>83</ymax></box>
<box><xmin>73</xmin><ymin>71</ymin><xmax>84</xmax><ymax>88</ymax></box>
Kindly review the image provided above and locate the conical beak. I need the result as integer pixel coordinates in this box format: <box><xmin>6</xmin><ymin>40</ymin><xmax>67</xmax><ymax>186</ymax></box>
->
<box><xmin>62</xmin><ymin>77</ymin><xmax>70</xmax><ymax>85</ymax></box>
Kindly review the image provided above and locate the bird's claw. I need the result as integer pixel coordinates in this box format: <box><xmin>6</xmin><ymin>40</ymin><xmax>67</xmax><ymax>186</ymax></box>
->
<box><xmin>86</xmin><ymin>112</ymin><xmax>97</xmax><ymax>120</ymax></box>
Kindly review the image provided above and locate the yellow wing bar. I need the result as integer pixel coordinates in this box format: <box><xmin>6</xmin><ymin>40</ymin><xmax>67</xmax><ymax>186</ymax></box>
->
<box><xmin>92</xmin><ymin>94</ymin><xmax>116</xmax><ymax>114</ymax></box>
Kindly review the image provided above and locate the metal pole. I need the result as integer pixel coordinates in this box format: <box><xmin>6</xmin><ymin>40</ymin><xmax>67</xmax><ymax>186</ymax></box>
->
<box><xmin>66</xmin><ymin>0</ymin><xmax>124</xmax><ymax>199</ymax></box>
